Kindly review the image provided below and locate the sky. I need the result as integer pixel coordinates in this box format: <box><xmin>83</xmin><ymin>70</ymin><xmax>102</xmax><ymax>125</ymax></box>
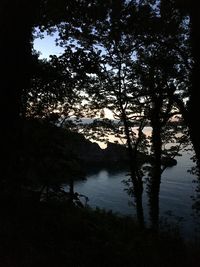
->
<box><xmin>33</xmin><ymin>31</ymin><xmax>64</xmax><ymax>59</ymax></box>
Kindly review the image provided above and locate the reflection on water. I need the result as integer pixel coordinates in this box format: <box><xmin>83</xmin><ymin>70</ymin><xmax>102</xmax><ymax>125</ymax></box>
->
<box><xmin>74</xmin><ymin>150</ymin><xmax>197</xmax><ymax>238</ymax></box>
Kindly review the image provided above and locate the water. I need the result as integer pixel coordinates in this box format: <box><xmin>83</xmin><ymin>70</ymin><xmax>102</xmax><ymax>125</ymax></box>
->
<box><xmin>73</xmin><ymin>150</ymin><xmax>199</xmax><ymax>239</ymax></box>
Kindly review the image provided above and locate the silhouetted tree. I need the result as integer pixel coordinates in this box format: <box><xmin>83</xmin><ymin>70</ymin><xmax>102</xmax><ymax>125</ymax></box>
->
<box><xmin>161</xmin><ymin>0</ymin><xmax>200</xmax><ymax>169</ymax></box>
<box><xmin>0</xmin><ymin>0</ymin><xmax>111</xmax><ymax>197</ymax></box>
<box><xmin>133</xmin><ymin>0</ymin><xmax>190</xmax><ymax>230</ymax></box>
<box><xmin>22</xmin><ymin>52</ymin><xmax>83</xmax><ymax>122</ymax></box>
<box><xmin>55</xmin><ymin>0</ymin><xmax>165</xmax><ymax>228</ymax></box>
<box><xmin>53</xmin><ymin>0</ymin><xmax>191</xmax><ymax>229</ymax></box>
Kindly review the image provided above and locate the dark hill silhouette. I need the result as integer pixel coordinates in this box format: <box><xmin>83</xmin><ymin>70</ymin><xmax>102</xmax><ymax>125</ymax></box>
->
<box><xmin>23</xmin><ymin>119</ymin><xmax>177</xmax><ymax>172</ymax></box>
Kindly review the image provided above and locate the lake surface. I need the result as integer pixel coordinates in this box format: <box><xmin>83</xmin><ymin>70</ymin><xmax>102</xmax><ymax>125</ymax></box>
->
<box><xmin>73</xmin><ymin>150</ymin><xmax>199</xmax><ymax>239</ymax></box>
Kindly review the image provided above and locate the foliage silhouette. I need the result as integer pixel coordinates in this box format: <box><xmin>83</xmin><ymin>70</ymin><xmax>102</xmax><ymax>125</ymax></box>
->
<box><xmin>1</xmin><ymin>1</ymin><xmax>200</xmax><ymax>265</ymax></box>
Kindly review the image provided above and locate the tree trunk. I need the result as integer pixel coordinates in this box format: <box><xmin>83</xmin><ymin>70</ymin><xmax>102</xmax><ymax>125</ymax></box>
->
<box><xmin>121</xmin><ymin>110</ymin><xmax>145</xmax><ymax>229</ymax></box>
<box><xmin>149</xmin><ymin>104</ymin><xmax>162</xmax><ymax>232</ymax></box>
<box><xmin>0</xmin><ymin>1</ymin><xmax>35</xmax><ymax>197</ymax></box>
<box><xmin>188</xmin><ymin>4</ymin><xmax>200</xmax><ymax>169</ymax></box>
